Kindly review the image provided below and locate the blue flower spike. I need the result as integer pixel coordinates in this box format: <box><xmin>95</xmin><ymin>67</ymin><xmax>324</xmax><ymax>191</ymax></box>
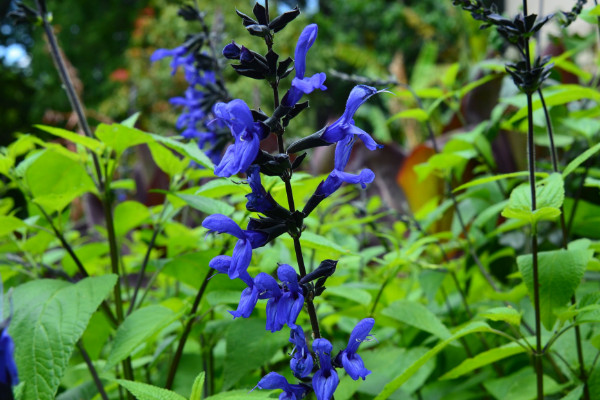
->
<box><xmin>255</xmin><ymin>372</ymin><xmax>309</xmax><ymax>400</ymax></box>
<box><xmin>281</xmin><ymin>23</ymin><xmax>327</xmax><ymax>107</ymax></box>
<box><xmin>312</xmin><ymin>338</ymin><xmax>339</xmax><ymax>400</ymax></box>
<box><xmin>336</xmin><ymin>318</ymin><xmax>375</xmax><ymax>380</ymax></box>
<box><xmin>212</xmin><ymin>99</ymin><xmax>269</xmax><ymax>177</ymax></box>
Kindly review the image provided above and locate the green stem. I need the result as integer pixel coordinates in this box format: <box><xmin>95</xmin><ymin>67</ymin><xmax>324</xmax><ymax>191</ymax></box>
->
<box><xmin>77</xmin><ymin>341</ymin><xmax>109</xmax><ymax>400</ymax></box>
<box><xmin>165</xmin><ymin>267</ymin><xmax>215</xmax><ymax>389</ymax></box>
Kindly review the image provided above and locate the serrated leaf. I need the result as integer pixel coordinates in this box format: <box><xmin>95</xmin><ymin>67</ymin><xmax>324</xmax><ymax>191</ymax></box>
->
<box><xmin>95</xmin><ymin>123</ymin><xmax>152</xmax><ymax>156</ymax></box>
<box><xmin>190</xmin><ymin>371</ymin><xmax>205</xmax><ymax>400</ymax></box>
<box><xmin>518</xmin><ymin>249</ymin><xmax>592</xmax><ymax>330</ymax></box>
<box><xmin>106</xmin><ymin>305</ymin><xmax>179</xmax><ymax>369</ymax></box>
<box><xmin>563</xmin><ymin>142</ymin><xmax>600</xmax><ymax>178</ymax></box>
<box><xmin>116</xmin><ymin>380</ymin><xmax>187</xmax><ymax>400</ymax></box>
<box><xmin>223</xmin><ymin>319</ymin><xmax>287</xmax><ymax>390</ymax></box>
<box><xmin>440</xmin><ymin>342</ymin><xmax>526</xmax><ymax>380</ymax></box>
<box><xmin>148</xmin><ymin>141</ymin><xmax>188</xmax><ymax>177</ymax></box>
<box><xmin>480</xmin><ymin>307</ymin><xmax>522</xmax><ymax>326</ymax></box>
<box><xmin>382</xmin><ymin>300</ymin><xmax>451</xmax><ymax>340</ymax></box>
<box><xmin>10</xmin><ymin>275</ymin><xmax>117</xmax><ymax>400</ymax></box>
<box><xmin>35</xmin><ymin>125</ymin><xmax>104</xmax><ymax>153</ymax></box>
<box><xmin>175</xmin><ymin>193</ymin><xmax>234</xmax><ymax>216</ymax></box>
<box><xmin>114</xmin><ymin>201</ymin><xmax>151</xmax><ymax>236</ymax></box>
<box><xmin>373</xmin><ymin>322</ymin><xmax>493</xmax><ymax>400</ymax></box>
<box><xmin>501</xmin><ymin>173</ymin><xmax>564</xmax><ymax>226</ymax></box>
<box><xmin>25</xmin><ymin>149</ymin><xmax>97</xmax><ymax>212</ymax></box>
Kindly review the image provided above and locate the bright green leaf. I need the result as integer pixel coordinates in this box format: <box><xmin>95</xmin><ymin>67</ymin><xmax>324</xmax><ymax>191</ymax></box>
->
<box><xmin>116</xmin><ymin>380</ymin><xmax>187</xmax><ymax>400</ymax></box>
<box><xmin>518</xmin><ymin>248</ymin><xmax>592</xmax><ymax>330</ymax></box>
<box><xmin>563</xmin><ymin>142</ymin><xmax>600</xmax><ymax>178</ymax></box>
<box><xmin>10</xmin><ymin>275</ymin><xmax>117</xmax><ymax>400</ymax></box>
<box><xmin>502</xmin><ymin>173</ymin><xmax>564</xmax><ymax>226</ymax></box>
<box><xmin>203</xmin><ymin>391</ymin><xmax>274</xmax><ymax>400</ymax></box>
<box><xmin>325</xmin><ymin>286</ymin><xmax>372</xmax><ymax>305</ymax></box>
<box><xmin>106</xmin><ymin>305</ymin><xmax>179</xmax><ymax>370</ymax></box>
<box><xmin>484</xmin><ymin>368</ymin><xmax>562</xmax><ymax>400</ymax></box>
<box><xmin>148</xmin><ymin>141</ymin><xmax>187</xmax><ymax>177</ymax></box>
<box><xmin>95</xmin><ymin>123</ymin><xmax>152</xmax><ymax>156</ymax></box>
<box><xmin>150</xmin><ymin>134</ymin><xmax>213</xmax><ymax>170</ymax></box>
<box><xmin>480</xmin><ymin>307</ymin><xmax>522</xmax><ymax>326</ymax></box>
<box><xmin>388</xmin><ymin>108</ymin><xmax>429</xmax><ymax>123</ymax></box>
<box><xmin>382</xmin><ymin>300</ymin><xmax>452</xmax><ymax>340</ymax></box>
<box><xmin>0</xmin><ymin>216</ymin><xmax>27</xmax><ymax>237</ymax></box>
<box><xmin>190</xmin><ymin>371</ymin><xmax>205</xmax><ymax>400</ymax></box>
<box><xmin>35</xmin><ymin>125</ymin><xmax>104</xmax><ymax>153</ymax></box>
<box><xmin>175</xmin><ymin>193</ymin><xmax>234</xmax><ymax>216</ymax></box>
<box><xmin>114</xmin><ymin>201</ymin><xmax>151</xmax><ymax>236</ymax></box>
<box><xmin>440</xmin><ymin>342</ymin><xmax>526</xmax><ymax>380</ymax></box>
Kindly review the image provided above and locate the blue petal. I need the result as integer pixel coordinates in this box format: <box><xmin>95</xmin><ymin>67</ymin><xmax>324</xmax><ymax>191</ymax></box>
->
<box><xmin>265</xmin><ymin>298</ymin><xmax>282</xmax><ymax>332</ymax></box>
<box><xmin>209</xmin><ymin>255</ymin><xmax>231</xmax><ymax>275</ymax></box>
<box><xmin>254</xmin><ymin>273</ymin><xmax>282</xmax><ymax>299</ymax></box>
<box><xmin>330</xmin><ymin>169</ymin><xmax>375</xmax><ymax>189</ymax></box>
<box><xmin>276</xmin><ymin>292</ymin><xmax>304</xmax><ymax>328</ymax></box>
<box><xmin>255</xmin><ymin>372</ymin><xmax>308</xmax><ymax>400</ymax></box>
<box><xmin>347</xmin><ymin>318</ymin><xmax>375</xmax><ymax>353</ymax></box>
<box><xmin>347</xmin><ymin>125</ymin><xmax>383</xmax><ymax>151</ymax></box>
<box><xmin>294</xmin><ymin>24</ymin><xmax>319</xmax><ymax>80</ymax></box>
<box><xmin>333</xmin><ymin>136</ymin><xmax>354</xmax><ymax>171</ymax></box>
<box><xmin>229</xmin><ymin>286</ymin><xmax>259</xmax><ymax>319</ymax></box>
<box><xmin>202</xmin><ymin>214</ymin><xmax>246</xmax><ymax>240</ymax></box>
<box><xmin>277</xmin><ymin>264</ymin><xmax>301</xmax><ymax>293</ymax></box>
<box><xmin>341</xmin><ymin>351</ymin><xmax>371</xmax><ymax>380</ymax></box>
<box><xmin>340</xmin><ymin>85</ymin><xmax>379</xmax><ymax>125</ymax></box>
<box><xmin>223</xmin><ymin>41</ymin><xmax>241</xmax><ymax>59</ymax></box>
<box><xmin>292</xmin><ymin>73</ymin><xmax>327</xmax><ymax>94</ymax></box>
<box><xmin>0</xmin><ymin>329</ymin><xmax>18</xmax><ymax>386</ymax></box>
<box><xmin>230</xmin><ymin>239</ymin><xmax>252</xmax><ymax>280</ymax></box>
<box><xmin>312</xmin><ymin>368</ymin><xmax>339</xmax><ymax>400</ymax></box>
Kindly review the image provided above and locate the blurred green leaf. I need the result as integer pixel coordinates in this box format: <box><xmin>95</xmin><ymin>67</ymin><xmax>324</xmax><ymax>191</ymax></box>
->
<box><xmin>440</xmin><ymin>342</ymin><xmax>526</xmax><ymax>380</ymax></box>
<box><xmin>190</xmin><ymin>371</ymin><xmax>205</xmax><ymax>400</ymax></box>
<box><xmin>382</xmin><ymin>300</ymin><xmax>451</xmax><ymax>340</ymax></box>
<box><xmin>116</xmin><ymin>380</ymin><xmax>187</xmax><ymax>400</ymax></box>
<box><xmin>175</xmin><ymin>193</ymin><xmax>235</xmax><ymax>216</ymax></box>
<box><xmin>480</xmin><ymin>307</ymin><xmax>522</xmax><ymax>326</ymax></box>
<box><xmin>35</xmin><ymin>125</ymin><xmax>104</xmax><ymax>153</ymax></box>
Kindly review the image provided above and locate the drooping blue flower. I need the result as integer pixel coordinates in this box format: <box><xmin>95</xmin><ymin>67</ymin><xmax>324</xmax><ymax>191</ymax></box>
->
<box><xmin>255</xmin><ymin>372</ymin><xmax>309</xmax><ymax>400</ymax></box>
<box><xmin>289</xmin><ymin>326</ymin><xmax>313</xmax><ymax>378</ymax></box>
<box><xmin>312</xmin><ymin>338</ymin><xmax>339</xmax><ymax>400</ymax></box>
<box><xmin>276</xmin><ymin>264</ymin><xmax>304</xmax><ymax>329</ymax></box>
<box><xmin>335</xmin><ymin>318</ymin><xmax>375</xmax><ymax>380</ymax></box>
<box><xmin>203</xmin><ymin>214</ymin><xmax>268</xmax><ymax>281</ymax></box>
<box><xmin>212</xmin><ymin>99</ymin><xmax>269</xmax><ymax>177</ymax></box>
<box><xmin>228</xmin><ymin>272</ymin><xmax>282</xmax><ymax>319</ymax></box>
<box><xmin>281</xmin><ymin>24</ymin><xmax>327</xmax><ymax>108</ymax></box>
<box><xmin>229</xmin><ymin>284</ymin><xmax>259</xmax><ymax>319</ymax></box>
<box><xmin>321</xmin><ymin>85</ymin><xmax>385</xmax><ymax>150</ymax></box>
<box><xmin>256</xmin><ymin>272</ymin><xmax>283</xmax><ymax>331</ymax></box>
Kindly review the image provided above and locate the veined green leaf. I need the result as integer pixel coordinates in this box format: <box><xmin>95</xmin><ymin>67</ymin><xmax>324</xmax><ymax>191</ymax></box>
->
<box><xmin>95</xmin><ymin>123</ymin><xmax>152</xmax><ymax>156</ymax></box>
<box><xmin>440</xmin><ymin>342</ymin><xmax>526</xmax><ymax>380</ymax></box>
<box><xmin>10</xmin><ymin>275</ymin><xmax>117</xmax><ymax>400</ymax></box>
<box><xmin>35</xmin><ymin>125</ymin><xmax>104</xmax><ymax>153</ymax></box>
<box><xmin>518</xmin><ymin>248</ymin><xmax>592</xmax><ymax>330</ymax></box>
<box><xmin>116</xmin><ymin>380</ymin><xmax>187</xmax><ymax>400</ymax></box>
<box><xmin>502</xmin><ymin>173</ymin><xmax>564</xmax><ymax>226</ymax></box>
<box><xmin>148</xmin><ymin>141</ymin><xmax>188</xmax><ymax>177</ymax></box>
<box><xmin>381</xmin><ymin>300</ymin><xmax>451</xmax><ymax>340</ymax></box>
<box><xmin>190</xmin><ymin>371</ymin><xmax>206</xmax><ymax>400</ymax></box>
<box><xmin>150</xmin><ymin>134</ymin><xmax>213</xmax><ymax>170</ymax></box>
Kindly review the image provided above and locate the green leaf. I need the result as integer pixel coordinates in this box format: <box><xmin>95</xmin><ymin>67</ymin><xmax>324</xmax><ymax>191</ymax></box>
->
<box><xmin>25</xmin><ymin>149</ymin><xmax>97</xmax><ymax>212</ymax></box>
<box><xmin>148</xmin><ymin>141</ymin><xmax>188</xmax><ymax>177</ymax></box>
<box><xmin>175</xmin><ymin>193</ymin><xmax>234</xmax><ymax>216</ymax></box>
<box><xmin>518</xmin><ymin>248</ymin><xmax>592</xmax><ymax>330</ymax></box>
<box><xmin>190</xmin><ymin>371</ymin><xmax>205</xmax><ymax>400</ymax></box>
<box><xmin>150</xmin><ymin>134</ymin><xmax>214</xmax><ymax>170</ymax></box>
<box><xmin>484</xmin><ymin>368</ymin><xmax>562</xmax><ymax>400</ymax></box>
<box><xmin>388</xmin><ymin>108</ymin><xmax>429</xmax><ymax>123</ymax></box>
<box><xmin>440</xmin><ymin>342</ymin><xmax>526</xmax><ymax>380</ymax></box>
<box><xmin>204</xmin><ymin>391</ymin><xmax>274</xmax><ymax>400</ymax></box>
<box><xmin>501</xmin><ymin>173</ymin><xmax>564</xmax><ymax>226</ymax></box>
<box><xmin>114</xmin><ymin>201</ymin><xmax>151</xmax><ymax>236</ymax></box>
<box><xmin>480</xmin><ymin>307</ymin><xmax>522</xmax><ymax>326</ymax></box>
<box><xmin>381</xmin><ymin>300</ymin><xmax>452</xmax><ymax>340</ymax></box>
<box><xmin>35</xmin><ymin>125</ymin><xmax>104</xmax><ymax>153</ymax></box>
<box><xmin>294</xmin><ymin>231</ymin><xmax>350</xmax><ymax>255</ymax></box>
<box><xmin>454</xmin><ymin>171</ymin><xmax>547</xmax><ymax>192</ymax></box>
<box><xmin>561</xmin><ymin>385</ymin><xmax>584</xmax><ymax>400</ymax></box>
<box><xmin>10</xmin><ymin>275</ymin><xmax>117</xmax><ymax>400</ymax></box>
<box><xmin>563</xmin><ymin>142</ymin><xmax>600</xmax><ymax>178</ymax></box>
<box><xmin>223</xmin><ymin>318</ymin><xmax>287</xmax><ymax>390</ymax></box>
<box><xmin>115</xmin><ymin>380</ymin><xmax>187</xmax><ymax>400</ymax></box>
<box><xmin>106</xmin><ymin>305</ymin><xmax>179</xmax><ymax>370</ymax></box>
<box><xmin>0</xmin><ymin>216</ymin><xmax>27</xmax><ymax>237</ymax></box>
<box><xmin>324</xmin><ymin>286</ymin><xmax>372</xmax><ymax>305</ymax></box>
<box><xmin>121</xmin><ymin>112</ymin><xmax>141</xmax><ymax>128</ymax></box>
<box><xmin>95</xmin><ymin>123</ymin><xmax>152</xmax><ymax>156</ymax></box>
<box><xmin>373</xmin><ymin>322</ymin><xmax>493</xmax><ymax>400</ymax></box>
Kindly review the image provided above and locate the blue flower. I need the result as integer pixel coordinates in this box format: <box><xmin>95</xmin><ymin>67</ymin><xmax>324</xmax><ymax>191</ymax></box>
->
<box><xmin>289</xmin><ymin>326</ymin><xmax>313</xmax><ymax>378</ymax></box>
<box><xmin>0</xmin><ymin>329</ymin><xmax>17</xmax><ymax>388</ymax></box>
<box><xmin>255</xmin><ymin>372</ymin><xmax>309</xmax><ymax>400</ymax></box>
<box><xmin>276</xmin><ymin>264</ymin><xmax>304</xmax><ymax>329</ymax></box>
<box><xmin>335</xmin><ymin>318</ymin><xmax>374</xmax><ymax>380</ymax></box>
<box><xmin>150</xmin><ymin>45</ymin><xmax>189</xmax><ymax>75</ymax></box>
<box><xmin>312</xmin><ymin>338</ymin><xmax>339</xmax><ymax>400</ymax></box>
<box><xmin>202</xmin><ymin>214</ymin><xmax>268</xmax><ymax>282</ymax></box>
<box><xmin>246</xmin><ymin>165</ymin><xmax>277</xmax><ymax>214</ymax></box>
<box><xmin>229</xmin><ymin>284</ymin><xmax>259</xmax><ymax>319</ymax></box>
<box><xmin>321</xmin><ymin>85</ymin><xmax>385</xmax><ymax>150</ymax></box>
<box><xmin>281</xmin><ymin>24</ymin><xmax>327</xmax><ymax>108</ymax></box>
<box><xmin>229</xmin><ymin>272</ymin><xmax>281</xmax><ymax>319</ymax></box>
<box><xmin>212</xmin><ymin>99</ymin><xmax>269</xmax><ymax>177</ymax></box>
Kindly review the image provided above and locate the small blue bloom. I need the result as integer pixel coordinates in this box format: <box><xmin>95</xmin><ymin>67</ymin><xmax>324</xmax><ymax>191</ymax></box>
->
<box><xmin>150</xmin><ymin>45</ymin><xmax>188</xmax><ymax>75</ymax></box>
<box><xmin>223</xmin><ymin>41</ymin><xmax>242</xmax><ymax>59</ymax></box>
<box><xmin>276</xmin><ymin>264</ymin><xmax>304</xmax><ymax>329</ymax></box>
<box><xmin>321</xmin><ymin>85</ymin><xmax>385</xmax><ymax>150</ymax></box>
<box><xmin>281</xmin><ymin>24</ymin><xmax>327</xmax><ymax>108</ymax></box>
<box><xmin>246</xmin><ymin>165</ymin><xmax>277</xmax><ymax>214</ymax></box>
<box><xmin>289</xmin><ymin>326</ymin><xmax>313</xmax><ymax>378</ymax></box>
<box><xmin>255</xmin><ymin>372</ymin><xmax>309</xmax><ymax>400</ymax></box>
<box><xmin>312</xmin><ymin>338</ymin><xmax>339</xmax><ymax>400</ymax></box>
<box><xmin>335</xmin><ymin>318</ymin><xmax>374</xmax><ymax>380</ymax></box>
<box><xmin>203</xmin><ymin>214</ymin><xmax>268</xmax><ymax>281</ymax></box>
<box><xmin>229</xmin><ymin>284</ymin><xmax>259</xmax><ymax>319</ymax></box>
<box><xmin>212</xmin><ymin>99</ymin><xmax>269</xmax><ymax>177</ymax></box>
<box><xmin>255</xmin><ymin>273</ymin><xmax>283</xmax><ymax>331</ymax></box>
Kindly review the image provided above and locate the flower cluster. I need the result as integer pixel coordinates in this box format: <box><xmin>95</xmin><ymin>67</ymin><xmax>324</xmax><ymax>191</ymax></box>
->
<box><xmin>151</xmin><ymin>7</ymin><xmax>230</xmax><ymax>164</ymax></box>
<box><xmin>198</xmin><ymin>3</ymin><xmax>383</xmax><ymax>399</ymax></box>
